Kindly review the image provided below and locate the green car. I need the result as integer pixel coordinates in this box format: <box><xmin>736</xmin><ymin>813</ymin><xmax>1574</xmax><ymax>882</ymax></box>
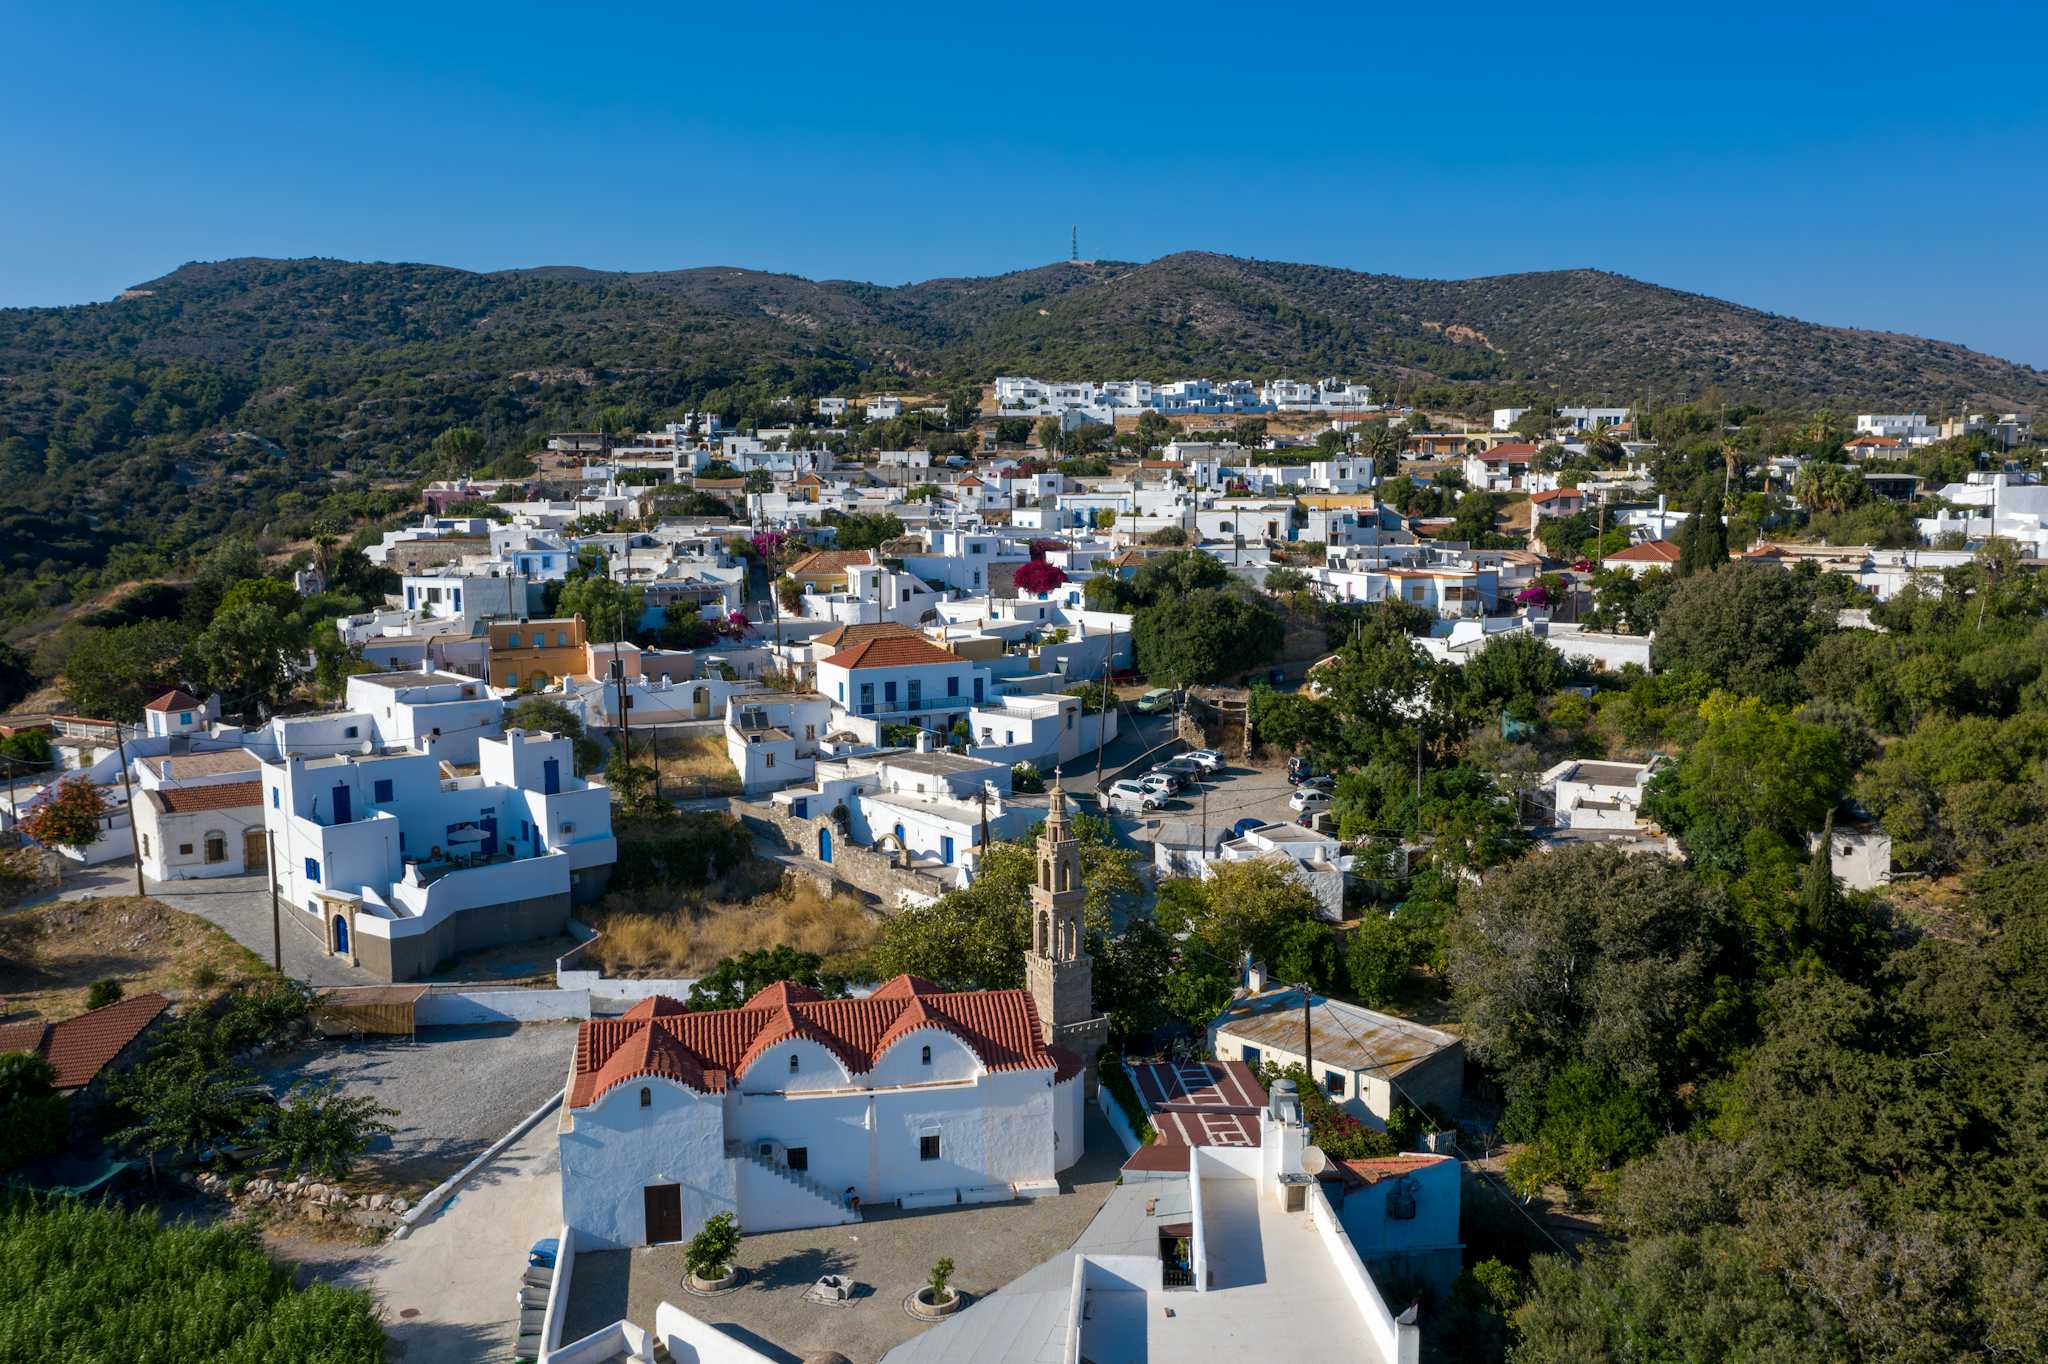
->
<box><xmin>1134</xmin><ymin>688</ymin><xmax>1173</xmax><ymax>714</ymax></box>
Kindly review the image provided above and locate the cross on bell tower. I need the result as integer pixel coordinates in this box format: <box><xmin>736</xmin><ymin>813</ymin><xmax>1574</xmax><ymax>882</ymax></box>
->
<box><xmin>1027</xmin><ymin>771</ymin><xmax>1108</xmax><ymax>1091</ymax></box>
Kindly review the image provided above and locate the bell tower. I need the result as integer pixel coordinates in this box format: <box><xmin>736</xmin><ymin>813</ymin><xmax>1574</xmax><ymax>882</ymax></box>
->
<box><xmin>1026</xmin><ymin>773</ymin><xmax>1108</xmax><ymax>1091</ymax></box>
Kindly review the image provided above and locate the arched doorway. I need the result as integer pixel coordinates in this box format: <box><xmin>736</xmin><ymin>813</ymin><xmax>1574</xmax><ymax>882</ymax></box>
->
<box><xmin>333</xmin><ymin>914</ymin><xmax>350</xmax><ymax>955</ymax></box>
<box><xmin>817</xmin><ymin>827</ymin><xmax>833</xmax><ymax>864</ymax></box>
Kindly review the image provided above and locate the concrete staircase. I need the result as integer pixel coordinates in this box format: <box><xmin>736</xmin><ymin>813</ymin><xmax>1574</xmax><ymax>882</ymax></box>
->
<box><xmin>514</xmin><ymin>1262</ymin><xmax>553</xmax><ymax>1360</ymax></box>
<box><xmin>733</xmin><ymin>1143</ymin><xmax>861</xmax><ymax>1226</ymax></box>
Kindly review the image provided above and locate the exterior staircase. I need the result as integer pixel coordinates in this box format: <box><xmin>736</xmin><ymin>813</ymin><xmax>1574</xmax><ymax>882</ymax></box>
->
<box><xmin>731</xmin><ymin>1142</ymin><xmax>862</xmax><ymax>1226</ymax></box>
<box><xmin>513</xmin><ymin>1262</ymin><xmax>553</xmax><ymax>1360</ymax></box>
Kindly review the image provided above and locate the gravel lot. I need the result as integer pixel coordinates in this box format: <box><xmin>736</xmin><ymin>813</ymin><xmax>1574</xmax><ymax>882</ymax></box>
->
<box><xmin>256</xmin><ymin>1022</ymin><xmax>576</xmax><ymax>1185</ymax></box>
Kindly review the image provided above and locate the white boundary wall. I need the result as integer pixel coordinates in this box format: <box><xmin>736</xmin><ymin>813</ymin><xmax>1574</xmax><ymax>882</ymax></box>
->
<box><xmin>416</xmin><ymin>987</ymin><xmax>591</xmax><ymax>1025</ymax></box>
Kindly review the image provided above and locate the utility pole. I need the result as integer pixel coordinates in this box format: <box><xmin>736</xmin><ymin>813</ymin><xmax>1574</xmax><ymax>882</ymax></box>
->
<box><xmin>267</xmin><ymin>834</ymin><xmax>282</xmax><ymax>973</ymax></box>
<box><xmin>114</xmin><ymin>723</ymin><xmax>144</xmax><ymax>898</ymax></box>
<box><xmin>1301</xmin><ymin>981</ymin><xmax>1314</xmax><ymax>1082</ymax></box>
<box><xmin>1094</xmin><ymin>618</ymin><xmax>1114</xmax><ymax>790</ymax></box>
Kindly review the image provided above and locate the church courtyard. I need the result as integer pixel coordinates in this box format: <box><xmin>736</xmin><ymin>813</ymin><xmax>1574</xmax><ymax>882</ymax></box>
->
<box><xmin>561</xmin><ymin>1104</ymin><xmax>1126</xmax><ymax>1363</ymax></box>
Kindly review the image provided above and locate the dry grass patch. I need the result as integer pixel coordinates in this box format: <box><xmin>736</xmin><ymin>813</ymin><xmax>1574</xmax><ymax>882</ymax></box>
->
<box><xmin>0</xmin><ymin>895</ymin><xmax>273</xmax><ymax>1022</ymax></box>
<box><xmin>586</xmin><ymin>871</ymin><xmax>879</xmax><ymax>978</ymax></box>
<box><xmin>643</xmin><ymin>731</ymin><xmax>741</xmax><ymax>798</ymax></box>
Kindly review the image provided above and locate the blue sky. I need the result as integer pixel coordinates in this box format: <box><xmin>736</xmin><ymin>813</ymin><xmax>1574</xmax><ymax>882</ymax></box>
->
<box><xmin>5</xmin><ymin>1</ymin><xmax>2045</xmax><ymax>366</ymax></box>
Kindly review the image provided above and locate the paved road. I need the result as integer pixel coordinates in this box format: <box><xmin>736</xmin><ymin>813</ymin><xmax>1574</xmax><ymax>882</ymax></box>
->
<box><xmin>37</xmin><ymin>864</ymin><xmax>378</xmax><ymax>987</ymax></box>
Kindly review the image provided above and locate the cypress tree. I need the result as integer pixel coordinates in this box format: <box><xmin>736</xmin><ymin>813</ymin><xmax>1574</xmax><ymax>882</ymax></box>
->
<box><xmin>1802</xmin><ymin>809</ymin><xmax>1839</xmax><ymax>944</ymax></box>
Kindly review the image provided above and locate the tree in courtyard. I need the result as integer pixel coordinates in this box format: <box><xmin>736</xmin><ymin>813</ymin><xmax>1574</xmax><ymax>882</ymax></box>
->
<box><xmin>685</xmin><ymin>1211</ymin><xmax>741</xmax><ymax>1282</ymax></box>
<box><xmin>1132</xmin><ymin>589</ymin><xmax>1283</xmax><ymax>685</ymax></box>
<box><xmin>111</xmin><ymin>1052</ymin><xmax>270</xmax><ymax>1176</ymax></box>
<box><xmin>19</xmin><ymin>777</ymin><xmax>109</xmax><ymax>852</ymax></box>
<box><xmin>557</xmin><ymin>575</ymin><xmax>639</xmax><ymax>643</ymax></box>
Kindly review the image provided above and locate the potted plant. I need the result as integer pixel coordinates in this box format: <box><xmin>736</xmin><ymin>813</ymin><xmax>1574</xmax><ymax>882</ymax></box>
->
<box><xmin>911</xmin><ymin>1256</ymin><xmax>963</xmax><ymax>1317</ymax></box>
<box><xmin>684</xmin><ymin>1211</ymin><xmax>742</xmax><ymax>1292</ymax></box>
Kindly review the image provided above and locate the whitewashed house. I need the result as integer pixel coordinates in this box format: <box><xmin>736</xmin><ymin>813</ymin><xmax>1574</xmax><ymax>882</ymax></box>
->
<box><xmin>1210</xmin><ymin>823</ymin><xmax>1351</xmax><ymax>920</ymax></box>
<box><xmin>814</xmin><ymin>634</ymin><xmax>986</xmax><ymax>732</ymax></box>
<box><xmin>260</xmin><ymin>723</ymin><xmax>615</xmax><ymax>980</ymax></box>
<box><xmin>725</xmin><ymin>692</ymin><xmax>835</xmax><ymax>796</ymax></box>
<box><xmin>133</xmin><ymin>749</ymin><xmax>266</xmax><ymax>882</ymax></box>
<box><xmin>1541</xmin><ymin>759</ymin><xmax>1659</xmax><ymax>832</ymax></box>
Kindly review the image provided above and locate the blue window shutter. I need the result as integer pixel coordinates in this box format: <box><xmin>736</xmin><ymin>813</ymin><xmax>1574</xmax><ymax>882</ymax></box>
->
<box><xmin>304</xmin><ymin>858</ymin><xmax>320</xmax><ymax>884</ymax></box>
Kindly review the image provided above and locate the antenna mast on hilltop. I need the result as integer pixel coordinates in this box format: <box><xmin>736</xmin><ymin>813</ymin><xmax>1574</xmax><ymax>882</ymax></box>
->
<box><xmin>1071</xmin><ymin>225</ymin><xmax>1078</xmax><ymax>261</ymax></box>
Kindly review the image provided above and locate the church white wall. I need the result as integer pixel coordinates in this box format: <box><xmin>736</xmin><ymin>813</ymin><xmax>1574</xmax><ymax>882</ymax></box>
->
<box><xmin>559</xmin><ymin>1079</ymin><xmax>735</xmax><ymax>1251</ymax></box>
<box><xmin>1055</xmin><ymin>1075</ymin><xmax>1084</xmax><ymax>1172</ymax></box>
<box><xmin>868</xmin><ymin>1067</ymin><xmax>1055</xmax><ymax>1201</ymax></box>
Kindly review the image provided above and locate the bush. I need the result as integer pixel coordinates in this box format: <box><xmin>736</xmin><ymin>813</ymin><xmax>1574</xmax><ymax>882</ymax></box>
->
<box><xmin>928</xmin><ymin>1256</ymin><xmax>956</xmax><ymax>1301</ymax></box>
<box><xmin>610</xmin><ymin>812</ymin><xmax>753</xmax><ymax>892</ymax></box>
<box><xmin>85</xmin><ymin>979</ymin><xmax>124</xmax><ymax>1011</ymax></box>
<box><xmin>256</xmin><ymin>1080</ymin><xmax>398</xmax><ymax>1181</ymax></box>
<box><xmin>0</xmin><ymin>1053</ymin><xmax>67</xmax><ymax>1172</ymax></box>
<box><xmin>1011</xmin><ymin>763</ymin><xmax>1046</xmax><ymax>794</ymax></box>
<box><xmin>685</xmin><ymin>1211</ymin><xmax>740</xmax><ymax>1281</ymax></box>
<box><xmin>0</xmin><ymin>1196</ymin><xmax>384</xmax><ymax>1360</ymax></box>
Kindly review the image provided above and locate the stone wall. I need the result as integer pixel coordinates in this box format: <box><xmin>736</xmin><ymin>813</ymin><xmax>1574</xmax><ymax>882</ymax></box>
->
<box><xmin>193</xmin><ymin>1169</ymin><xmax>413</xmax><ymax>1230</ymax></box>
<box><xmin>353</xmin><ymin>890</ymin><xmax>574</xmax><ymax>981</ymax></box>
<box><xmin>737</xmin><ymin>802</ymin><xmax>950</xmax><ymax>908</ymax></box>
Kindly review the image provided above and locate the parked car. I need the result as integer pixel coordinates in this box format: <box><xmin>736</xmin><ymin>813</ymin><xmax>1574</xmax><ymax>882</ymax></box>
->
<box><xmin>1232</xmin><ymin>817</ymin><xmax>1267</xmax><ymax>838</ymax></box>
<box><xmin>1184</xmin><ymin>749</ymin><xmax>1225</xmax><ymax>772</ymax></box>
<box><xmin>1138</xmin><ymin>773</ymin><xmax>1178</xmax><ymax>799</ymax></box>
<box><xmin>1301</xmin><ymin>774</ymin><xmax>1336</xmax><ymax>792</ymax></box>
<box><xmin>1107</xmin><ymin>780</ymin><xmax>1164</xmax><ymax>812</ymax></box>
<box><xmin>1156</xmin><ymin>756</ymin><xmax>1206</xmax><ymax>781</ymax></box>
<box><xmin>1144</xmin><ymin>765</ymin><xmax>1186</xmax><ymax>793</ymax></box>
<box><xmin>1134</xmin><ymin>688</ymin><xmax>1174</xmax><ymax>714</ymax></box>
<box><xmin>1289</xmin><ymin>786</ymin><xmax>1333</xmax><ymax>813</ymax></box>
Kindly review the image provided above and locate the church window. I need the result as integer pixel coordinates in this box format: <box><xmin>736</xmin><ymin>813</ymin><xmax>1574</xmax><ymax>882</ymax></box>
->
<box><xmin>921</xmin><ymin>1045</ymin><xmax>932</xmax><ymax>1066</ymax></box>
<box><xmin>789</xmin><ymin>1054</ymin><xmax>800</xmax><ymax>1073</ymax></box>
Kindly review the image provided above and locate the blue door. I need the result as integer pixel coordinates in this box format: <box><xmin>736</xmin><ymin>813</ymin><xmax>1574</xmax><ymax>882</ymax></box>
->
<box><xmin>941</xmin><ymin>836</ymin><xmax>955</xmax><ymax>865</ymax></box>
<box><xmin>818</xmin><ymin>827</ymin><xmax>833</xmax><ymax>864</ymax></box>
<box><xmin>479</xmin><ymin>813</ymin><xmax>498</xmax><ymax>856</ymax></box>
<box><xmin>331</xmin><ymin>784</ymin><xmax>352</xmax><ymax>824</ymax></box>
<box><xmin>333</xmin><ymin>915</ymin><xmax>349</xmax><ymax>954</ymax></box>
<box><xmin>543</xmin><ymin>758</ymin><xmax>561</xmax><ymax>795</ymax></box>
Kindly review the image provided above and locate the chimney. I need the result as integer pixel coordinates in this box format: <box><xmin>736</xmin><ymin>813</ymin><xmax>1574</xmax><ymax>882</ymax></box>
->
<box><xmin>1245</xmin><ymin>953</ymin><xmax>1267</xmax><ymax>994</ymax></box>
<box><xmin>915</xmin><ymin>730</ymin><xmax>937</xmax><ymax>754</ymax></box>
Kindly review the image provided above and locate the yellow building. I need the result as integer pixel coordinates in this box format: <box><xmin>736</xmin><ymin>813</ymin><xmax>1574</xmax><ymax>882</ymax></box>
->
<box><xmin>487</xmin><ymin>617</ymin><xmax>590</xmax><ymax>690</ymax></box>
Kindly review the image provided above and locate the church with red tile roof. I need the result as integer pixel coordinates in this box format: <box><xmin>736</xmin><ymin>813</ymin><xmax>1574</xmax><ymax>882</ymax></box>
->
<box><xmin>559</xmin><ymin>961</ymin><xmax>1093</xmax><ymax>1249</ymax></box>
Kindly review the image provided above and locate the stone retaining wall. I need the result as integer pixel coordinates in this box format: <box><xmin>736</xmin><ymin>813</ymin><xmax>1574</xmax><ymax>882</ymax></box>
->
<box><xmin>193</xmin><ymin>1169</ymin><xmax>413</xmax><ymax>1230</ymax></box>
<box><xmin>737</xmin><ymin>803</ymin><xmax>949</xmax><ymax>908</ymax></box>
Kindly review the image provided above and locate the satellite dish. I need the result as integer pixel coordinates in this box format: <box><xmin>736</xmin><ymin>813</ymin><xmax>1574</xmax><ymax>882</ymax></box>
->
<box><xmin>359</xmin><ymin>739</ymin><xmax>375</xmax><ymax>755</ymax></box>
<box><xmin>1301</xmin><ymin>1145</ymin><xmax>1329</xmax><ymax>1176</ymax></box>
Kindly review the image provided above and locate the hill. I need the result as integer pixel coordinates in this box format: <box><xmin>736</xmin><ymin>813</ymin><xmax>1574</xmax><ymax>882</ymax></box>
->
<box><xmin>0</xmin><ymin>250</ymin><xmax>2038</xmax><ymax>619</ymax></box>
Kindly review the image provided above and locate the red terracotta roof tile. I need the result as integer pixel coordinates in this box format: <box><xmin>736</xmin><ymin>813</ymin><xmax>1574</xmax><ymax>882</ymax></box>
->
<box><xmin>1606</xmin><ymin>539</ymin><xmax>1682</xmax><ymax>563</ymax></box>
<box><xmin>822</xmin><ymin>636</ymin><xmax>961</xmax><ymax>670</ymax></box>
<box><xmin>144</xmin><ymin>689</ymin><xmax>202</xmax><ymax>713</ymax></box>
<box><xmin>154</xmin><ymin>779</ymin><xmax>262</xmax><ymax>814</ymax></box>
<box><xmin>14</xmin><ymin>992</ymin><xmax>172</xmax><ymax>1090</ymax></box>
<box><xmin>568</xmin><ymin>974</ymin><xmax>1058</xmax><ymax>1107</ymax></box>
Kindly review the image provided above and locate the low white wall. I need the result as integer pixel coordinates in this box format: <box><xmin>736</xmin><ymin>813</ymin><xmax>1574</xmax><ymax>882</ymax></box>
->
<box><xmin>653</xmin><ymin>1300</ymin><xmax>782</xmax><ymax>1363</ymax></box>
<box><xmin>416</xmin><ymin>988</ymin><xmax>591</xmax><ymax>1025</ymax></box>
<box><xmin>1095</xmin><ymin>1089</ymin><xmax>1144</xmax><ymax>1159</ymax></box>
<box><xmin>1187</xmin><ymin>1162</ymin><xmax>1209</xmax><ymax>1294</ymax></box>
<box><xmin>1308</xmin><ymin>1179</ymin><xmax>1419</xmax><ymax>1364</ymax></box>
<box><xmin>540</xmin><ymin>1225</ymin><xmax>575</xmax><ymax>1358</ymax></box>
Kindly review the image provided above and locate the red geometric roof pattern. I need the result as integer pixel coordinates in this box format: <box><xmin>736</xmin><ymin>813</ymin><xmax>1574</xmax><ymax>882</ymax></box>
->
<box><xmin>821</xmin><ymin>635</ymin><xmax>962</xmax><ymax>670</ymax></box>
<box><xmin>568</xmin><ymin>974</ymin><xmax>1058</xmax><ymax>1108</ymax></box>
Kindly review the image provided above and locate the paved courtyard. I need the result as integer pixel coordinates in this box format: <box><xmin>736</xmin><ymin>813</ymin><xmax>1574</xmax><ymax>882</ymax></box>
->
<box><xmin>255</xmin><ymin>1021</ymin><xmax>576</xmax><ymax>1184</ymax></box>
<box><xmin>562</xmin><ymin>1104</ymin><xmax>1127</xmax><ymax>1364</ymax></box>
